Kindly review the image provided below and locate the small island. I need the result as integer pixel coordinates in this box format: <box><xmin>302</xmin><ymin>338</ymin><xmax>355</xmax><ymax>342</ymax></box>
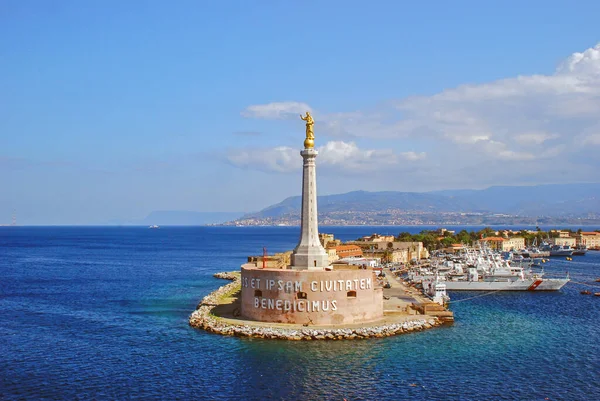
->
<box><xmin>189</xmin><ymin>114</ymin><xmax>452</xmax><ymax>340</ymax></box>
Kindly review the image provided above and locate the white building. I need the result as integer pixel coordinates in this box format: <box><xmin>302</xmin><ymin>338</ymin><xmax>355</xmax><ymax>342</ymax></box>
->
<box><xmin>338</xmin><ymin>257</ymin><xmax>379</xmax><ymax>268</ymax></box>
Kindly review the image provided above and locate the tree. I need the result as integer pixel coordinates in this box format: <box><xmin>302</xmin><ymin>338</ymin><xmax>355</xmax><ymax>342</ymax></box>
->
<box><xmin>441</xmin><ymin>237</ymin><xmax>455</xmax><ymax>247</ymax></box>
<box><xmin>383</xmin><ymin>249</ymin><xmax>392</xmax><ymax>264</ymax></box>
<box><xmin>456</xmin><ymin>230</ymin><xmax>471</xmax><ymax>245</ymax></box>
<box><xmin>396</xmin><ymin>232</ymin><xmax>413</xmax><ymax>242</ymax></box>
<box><xmin>414</xmin><ymin>233</ymin><xmax>438</xmax><ymax>250</ymax></box>
<box><xmin>480</xmin><ymin>227</ymin><xmax>496</xmax><ymax>237</ymax></box>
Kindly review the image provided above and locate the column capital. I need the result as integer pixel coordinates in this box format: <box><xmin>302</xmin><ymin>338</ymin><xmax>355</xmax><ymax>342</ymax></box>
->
<box><xmin>300</xmin><ymin>148</ymin><xmax>318</xmax><ymax>157</ymax></box>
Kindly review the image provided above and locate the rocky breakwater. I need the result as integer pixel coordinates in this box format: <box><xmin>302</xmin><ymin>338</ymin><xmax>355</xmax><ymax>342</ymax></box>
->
<box><xmin>189</xmin><ymin>272</ymin><xmax>442</xmax><ymax>340</ymax></box>
<box><xmin>212</xmin><ymin>271</ymin><xmax>238</xmax><ymax>281</ymax></box>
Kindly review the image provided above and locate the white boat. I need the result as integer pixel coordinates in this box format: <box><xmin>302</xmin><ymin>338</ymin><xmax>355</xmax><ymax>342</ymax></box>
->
<box><xmin>410</xmin><ymin>245</ymin><xmax>569</xmax><ymax>291</ymax></box>
<box><xmin>442</xmin><ymin>271</ymin><xmax>569</xmax><ymax>291</ymax></box>
<box><xmin>148</xmin><ymin>225</ymin><xmax>159</xmax><ymax>229</ymax></box>
<box><xmin>548</xmin><ymin>245</ymin><xmax>573</xmax><ymax>257</ymax></box>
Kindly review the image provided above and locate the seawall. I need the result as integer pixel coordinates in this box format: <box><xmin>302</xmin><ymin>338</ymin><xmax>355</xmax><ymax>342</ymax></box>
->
<box><xmin>189</xmin><ymin>272</ymin><xmax>443</xmax><ymax>340</ymax></box>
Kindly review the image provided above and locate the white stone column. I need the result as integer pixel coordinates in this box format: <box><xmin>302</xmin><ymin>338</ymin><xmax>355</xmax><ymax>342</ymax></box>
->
<box><xmin>291</xmin><ymin>148</ymin><xmax>329</xmax><ymax>270</ymax></box>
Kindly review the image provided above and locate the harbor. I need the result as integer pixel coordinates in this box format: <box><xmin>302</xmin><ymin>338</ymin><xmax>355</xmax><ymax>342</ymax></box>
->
<box><xmin>404</xmin><ymin>245</ymin><xmax>570</xmax><ymax>293</ymax></box>
<box><xmin>190</xmin><ymin>221</ymin><xmax>600</xmax><ymax>340</ymax></box>
<box><xmin>189</xmin><ymin>225</ymin><xmax>600</xmax><ymax>341</ymax></box>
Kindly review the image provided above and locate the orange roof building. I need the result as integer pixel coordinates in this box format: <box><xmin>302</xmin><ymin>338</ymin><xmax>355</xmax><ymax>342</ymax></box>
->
<box><xmin>479</xmin><ymin>237</ymin><xmax>505</xmax><ymax>242</ymax></box>
<box><xmin>477</xmin><ymin>236</ymin><xmax>505</xmax><ymax>251</ymax></box>
<box><xmin>333</xmin><ymin>245</ymin><xmax>363</xmax><ymax>258</ymax></box>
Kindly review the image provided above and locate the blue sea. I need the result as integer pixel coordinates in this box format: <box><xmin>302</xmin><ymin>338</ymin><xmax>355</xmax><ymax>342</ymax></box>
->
<box><xmin>1</xmin><ymin>226</ymin><xmax>599</xmax><ymax>400</ymax></box>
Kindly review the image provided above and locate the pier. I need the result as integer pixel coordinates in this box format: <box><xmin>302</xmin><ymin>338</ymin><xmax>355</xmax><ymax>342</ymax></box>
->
<box><xmin>381</xmin><ymin>267</ymin><xmax>454</xmax><ymax>323</ymax></box>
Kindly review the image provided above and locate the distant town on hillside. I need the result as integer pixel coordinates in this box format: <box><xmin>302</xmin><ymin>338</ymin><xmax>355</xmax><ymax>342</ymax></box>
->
<box><xmin>220</xmin><ymin>183</ymin><xmax>600</xmax><ymax>226</ymax></box>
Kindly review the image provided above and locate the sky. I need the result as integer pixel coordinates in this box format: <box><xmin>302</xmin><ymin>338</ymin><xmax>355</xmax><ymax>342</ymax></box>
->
<box><xmin>1</xmin><ymin>0</ymin><xmax>600</xmax><ymax>224</ymax></box>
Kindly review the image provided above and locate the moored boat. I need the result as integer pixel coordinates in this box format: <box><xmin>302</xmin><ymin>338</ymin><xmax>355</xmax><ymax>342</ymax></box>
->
<box><xmin>409</xmin><ymin>246</ymin><xmax>569</xmax><ymax>291</ymax></box>
<box><xmin>548</xmin><ymin>245</ymin><xmax>574</xmax><ymax>257</ymax></box>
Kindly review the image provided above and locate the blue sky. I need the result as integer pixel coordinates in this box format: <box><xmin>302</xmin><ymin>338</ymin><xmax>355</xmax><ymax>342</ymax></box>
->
<box><xmin>1</xmin><ymin>0</ymin><xmax>599</xmax><ymax>224</ymax></box>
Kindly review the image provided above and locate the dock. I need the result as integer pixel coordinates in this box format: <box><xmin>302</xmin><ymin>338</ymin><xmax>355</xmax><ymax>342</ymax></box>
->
<box><xmin>381</xmin><ymin>268</ymin><xmax>454</xmax><ymax>323</ymax></box>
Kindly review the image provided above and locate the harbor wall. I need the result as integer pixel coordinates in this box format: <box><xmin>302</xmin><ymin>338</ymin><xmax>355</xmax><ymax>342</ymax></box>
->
<box><xmin>240</xmin><ymin>264</ymin><xmax>383</xmax><ymax>325</ymax></box>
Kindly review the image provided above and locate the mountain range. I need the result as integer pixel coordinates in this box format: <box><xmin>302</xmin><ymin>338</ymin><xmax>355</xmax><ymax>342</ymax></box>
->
<box><xmin>237</xmin><ymin>183</ymin><xmax>600</xmax><ymax>223</ymax></box>
<box><xmin>109</xmin><ymin>183</ymin><xmax>599</xmax><ymax>226</ymax></box>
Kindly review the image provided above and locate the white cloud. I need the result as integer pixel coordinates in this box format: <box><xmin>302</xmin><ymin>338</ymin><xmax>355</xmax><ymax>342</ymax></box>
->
<box><xmin>514</xmin><ymin>132</ymin><xmax>559</xmax><ymax>145</ymax></box>
<box><xmin>227</xmin><ymin>141</ymin><xmax>424</xmax><ymax>173</ymax></box>
<box><xmin>318</xmin><ymin>141</ymin><xmax>400</xmax><ymax>171</ymax></box>
<box><xmin>241</xmin><ymin>101</ymin><xmax>312</xmax><ymax>120</ymax></box>
<box><xmin>400</xmin><ymin>151</ymin><xmax>426</xmax><ymax>161</ymax></box>
<box><xmin>557</xmin><ymin>44</ymin><xmax>600</xmax><ymax>76</ymax></box>
<box><xmin>319</xmin><ymin>44</ymin><xmax>600</xmax><ymax>151</ymax></box>
<box><xmin>226</xmin><ymin>146</ymin><xmax>297</xmax><ymax>173</ymax></box>
<box><xmin>237</xmin><ymin>43</ymin><xmax>600</xmax><ymax>188</ymax></box>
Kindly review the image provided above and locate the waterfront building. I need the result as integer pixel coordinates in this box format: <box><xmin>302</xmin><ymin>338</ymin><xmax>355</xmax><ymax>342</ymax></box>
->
<box><xmin>319</xmin><ymin>233</ymin><xmax>336</xmax><ymax>247</ymax></box>
<box><xmin>551</xmin><ymin>230</ymin><xmax>573</xmax><ymax>238</ymax></box>
<box><xmin>503</xmin><ymin>237</ymin><xmax>525</xmax><ymax>251</ymax></box>
<box><xmin>326</xmin><ymin>247</ymin><xmax>339</xmax><ymax>264</ymax></box>
<box><xmin>358</xmin><ymin>234</ymin><xmax>395</xmax><ymax>242</ymax></box>
<box><xmin>333</xmin><ymin>244</ymin><xmax>363</xmax><ymax>258</ymax></box>
<box><xmin>477</xmin><ymin>237</ymin><xmax>505</xmax><ymax>251</ymax></box>
<box><xmin>550</xmin><ymin>237</ymin><xmax>577</xmax><ymax>247</ymax></box>
<box><xmin>446</xmin><ymin>244</ymin><xmax>466</xmax><ymax>253</ymax></box>
<box><xmin>478</xmin><ymin>236</ymin><xmax>525</xmax><ymax>251</ymax></box>
<box><xmin>576</xmin><ymin>232</ymin><xmax>600</xmax><ymax>249</ymax></box>
<box><xmin>239</xmin><ymin>113</ymin><xmax>383</xmax><ymax>325</ymax></box>
<box><xmin>349</xmin><ymin>240</ymin><xmax>428</xmax><ymax>261</ymax></box>
<box><xmin>363</xmin><ymin>245</ymin><xmax>426</xmax><ymax>264</ymax></box>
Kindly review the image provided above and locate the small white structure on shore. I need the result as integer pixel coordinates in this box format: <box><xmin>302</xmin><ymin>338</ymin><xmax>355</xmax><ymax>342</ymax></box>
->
<box><xmin>423</xmin><ymin>276</ymin><xmax>450</xmax><ymax>306</ymax></box>
<box><xmin>338</xmin><ymin>257</ymin><xmax>379</xmax><ymax>268</ymax></box>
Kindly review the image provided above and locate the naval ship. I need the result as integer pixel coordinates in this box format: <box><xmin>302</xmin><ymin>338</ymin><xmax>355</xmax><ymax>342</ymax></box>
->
<box><xmin>411</xmin><ymin>247</ymin><xmax>570</xmax><ymax>291</ymax></box>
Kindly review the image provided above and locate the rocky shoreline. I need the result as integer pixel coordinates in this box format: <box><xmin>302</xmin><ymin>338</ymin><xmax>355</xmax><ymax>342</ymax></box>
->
<box><xmin>188</xmin><ymin>272</ymin><xmax>442</xmax><ymax>340</ymax></box>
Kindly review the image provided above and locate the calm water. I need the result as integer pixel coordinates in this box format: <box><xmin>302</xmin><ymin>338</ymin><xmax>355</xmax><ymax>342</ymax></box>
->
<box><xmin>1</xmin><ymin>226</ymin><xmax>599</xmax><ymax>400</ymax></box>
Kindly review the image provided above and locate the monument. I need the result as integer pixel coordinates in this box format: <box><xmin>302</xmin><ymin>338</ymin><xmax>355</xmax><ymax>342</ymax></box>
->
<box><xmin>239</xmin><ymin>112</ymin><xmax>384</xmax><ymax>325</ymax></box>
<box><xmin>291</xmin><ymin>112</ymin><xmax>329</xmax><ymax>270</ymax></box>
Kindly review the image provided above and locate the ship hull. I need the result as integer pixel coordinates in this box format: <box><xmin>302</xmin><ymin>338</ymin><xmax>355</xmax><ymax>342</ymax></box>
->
<box><xmin>549</xmin><ymin>251</ymin><xmax>573</xmax><ymax>257</ymax></box>
<box><xmin>444</xmin><ymin>278</ymin><xmax>569</xmax><ymax>291</ymax></box>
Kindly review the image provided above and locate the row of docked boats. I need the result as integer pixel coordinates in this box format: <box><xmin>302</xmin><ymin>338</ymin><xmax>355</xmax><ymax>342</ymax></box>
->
<box><xmin>408</xmin><ymin>246</ymin><xmax>570</xmax><ymax>292</ymax></box>
<box><xmin>514</xmin><ymin>243</ymin><xmax>587</xmax><ymax>257</ymax></box>
<box><xmin>518</xmin><ymin>242</ymin><xmax>587</xmax><ymax>257</ymax></box>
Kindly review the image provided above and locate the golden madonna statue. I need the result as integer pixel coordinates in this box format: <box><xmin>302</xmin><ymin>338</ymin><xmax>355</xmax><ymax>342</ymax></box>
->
<box><xmin>300</xmin><ymin>111</ymin><xmax>315</xmax><ymax>148</ymax></box>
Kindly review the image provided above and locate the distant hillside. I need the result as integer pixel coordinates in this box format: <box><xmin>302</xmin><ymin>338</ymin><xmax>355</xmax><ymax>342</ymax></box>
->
<box><xmin>238</xmin><ymin>183</ymin><xmax>600</xmax><ymax>223</ymax></box>
<box><xmin>141</xmin><ymin>211</ymin><xmax>244</xmax><ymax>225</ymax></box>
<box><xmin>252</xmin><ymin>190</ymin><xmax>478</xmax><ymax>219</ymax></box>
<box><xmin>432</xmin><ymin>183</ymin><xmax>600</xmax><ymax>216</ymax></box>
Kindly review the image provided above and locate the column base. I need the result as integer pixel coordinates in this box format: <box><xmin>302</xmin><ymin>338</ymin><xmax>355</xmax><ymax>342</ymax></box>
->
<box><xmin>291</xmin><ymin>246</ymin><xmax>329</xmax><ymax>270</ymax></box>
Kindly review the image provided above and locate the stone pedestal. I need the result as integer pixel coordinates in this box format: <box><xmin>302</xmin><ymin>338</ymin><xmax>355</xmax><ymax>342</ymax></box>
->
<box><xmin>240</xmin><ymin>265</ymin><xmax>383</xmax><ymax>325</ymax></box>
<box><xmin>291</xmin><ymin>148</ymin><xmax>329</xmax><ymax>270</ymax></box>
